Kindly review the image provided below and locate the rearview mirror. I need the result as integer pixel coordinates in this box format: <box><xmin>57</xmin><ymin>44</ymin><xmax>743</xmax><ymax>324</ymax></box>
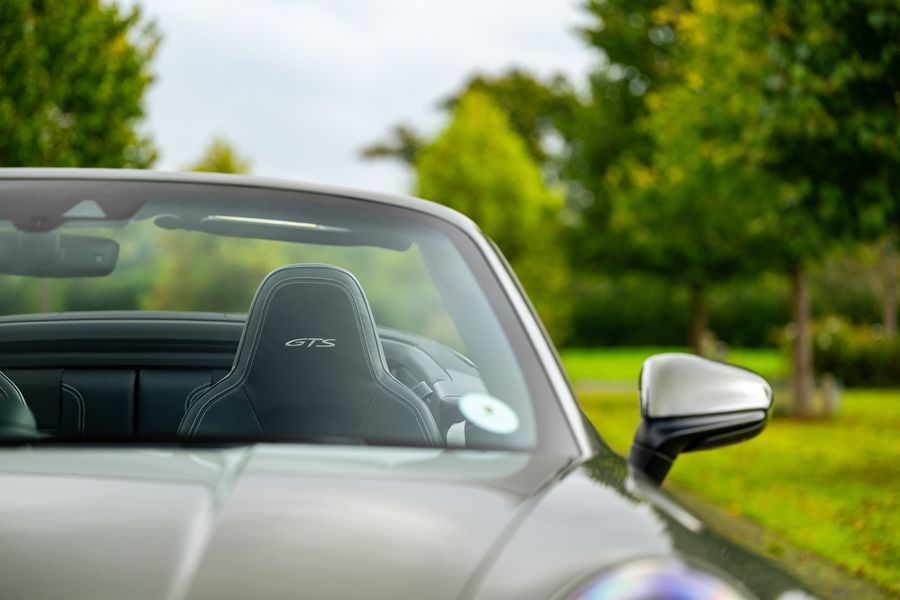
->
<box><xmin>0</xmin><ymin>231</ymin><xmax>118</xmax><ymax>277</ymax></box>
<box><xmin>628</xmin><ymin>353</ymin><xmax>772</xmax><ymax>486</ymax></box>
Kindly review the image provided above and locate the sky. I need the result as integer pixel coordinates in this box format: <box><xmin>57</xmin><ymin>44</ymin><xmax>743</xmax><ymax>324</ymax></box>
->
<box><xmin>138</xmin><ymin>0</ymin><xmax>596</xmax><ymax>195</ymax></box>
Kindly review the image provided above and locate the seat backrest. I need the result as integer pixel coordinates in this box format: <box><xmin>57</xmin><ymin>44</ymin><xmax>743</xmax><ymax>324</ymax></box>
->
<box><xmin>177</xmin><ymin>264</ymin><xmax>441</xmax><ymax>446</ymax></box>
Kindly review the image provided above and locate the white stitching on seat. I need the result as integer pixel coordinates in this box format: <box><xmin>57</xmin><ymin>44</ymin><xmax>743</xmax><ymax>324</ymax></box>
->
<box><xmin>61</xmin><ymin>383</ymin><xmax>85</xmax><ymax>434</ymax></box>
<box><xmin>185</xmin><ymin>266</ymin><xmax>437</xmax><ymax>444</ymax></box>
<box><xmin>184</xmin><ymin>382</ymin><xmax>212</xmax><ymax>412</ymax></box>
<box><xmin>0</xmin><ymin>371</ymin><xmax>26</xmax><ymax>406</ymax></box>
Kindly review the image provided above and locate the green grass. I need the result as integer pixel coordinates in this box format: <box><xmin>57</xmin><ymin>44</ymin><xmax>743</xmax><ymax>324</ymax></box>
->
<box><xmin>561</xmin><ymin>346</ymin><xmax>786</xmax><ymax>383</ymax></box>
<box><xmin>575</xmin><ymin>385</ymin><xmax>900</xmax><ymax>596</ymax></box>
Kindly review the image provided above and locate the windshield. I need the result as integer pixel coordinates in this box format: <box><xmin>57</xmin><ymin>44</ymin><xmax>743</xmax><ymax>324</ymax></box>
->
<box><xmin>0</xmin><ymin>176</ymin><xmax>574</xmax><ymax>453</ymax></box>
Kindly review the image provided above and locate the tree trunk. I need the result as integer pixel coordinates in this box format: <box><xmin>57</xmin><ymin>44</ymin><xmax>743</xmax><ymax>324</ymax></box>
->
<box><xmin>883</xmin><ymin>276</ymin><xmax>897</xmax><ymax>339</ymax></box>
<box><xmin>689</xmin><ymin>286</ymin><xmax>708</xmax><ymax>356</ymax></box>
<box><xmin>881</xmin><ymin>241</ymin><xmax>897</xmax><ymax>338</ymax></box>
<box><xmin>790</xmin><ymin>264</ymin><xmax>814</xmax><ymax>417</ymax></box>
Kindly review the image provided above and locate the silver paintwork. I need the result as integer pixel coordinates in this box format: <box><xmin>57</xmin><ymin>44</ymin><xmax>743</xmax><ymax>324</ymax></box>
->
<box><xmin>0</xmin><ymin>444</ymin><xmax>814</xmax><ymax>600</ymax></box>
<box><xmin>0</xmin><ymin>168</ymin><xmax>594</xmax><ymax>457</ymax></box>
<box><xmin>640</xmin><ymin>353</ymin><xmax>773</xmax><ymax>419</ymax></box>
<box><xmin>0</xmin><ymin>445</ymin><xmax>556</xmax><ymax>600</ymax></box>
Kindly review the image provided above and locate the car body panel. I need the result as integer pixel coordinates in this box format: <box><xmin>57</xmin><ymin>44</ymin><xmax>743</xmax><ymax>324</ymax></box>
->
<box><xmin>0</xmin><ymin>445</ymin><xmax>560</xmax><ymax>600</ymax></box>
<box><xmin>0</xmin><ymin>445</ymin><xmax>809</xmax><ymax>600</ymax></box>
<box><xmin>470</xmin><ymin>455</ymin><xmax>807</xmax><ymax>599</ymax></box>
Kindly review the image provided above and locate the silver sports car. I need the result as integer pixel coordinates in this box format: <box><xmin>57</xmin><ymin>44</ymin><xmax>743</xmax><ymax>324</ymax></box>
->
<box><xmin>0</xmin><ymin>169</ymin><xmax>811</xmax><ymax>599</ymax></box>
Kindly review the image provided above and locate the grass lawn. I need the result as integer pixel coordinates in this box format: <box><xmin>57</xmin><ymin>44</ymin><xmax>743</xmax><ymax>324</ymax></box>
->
<box><xmin>564</xmin><ymin>348</ymin><xmax>900</xmax><ymax>597</ymax></box>
<box><xmin>561</xmin><ymin>346</ymin><xmax>786</xmax><ymax>383</ymax></box>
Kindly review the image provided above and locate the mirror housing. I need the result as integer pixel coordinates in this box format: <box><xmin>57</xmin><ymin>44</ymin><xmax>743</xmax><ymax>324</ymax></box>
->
<box><xmin>628</xmin><ymin>353</ymin><xmax>772</xmax><ymax>486</ymax></box>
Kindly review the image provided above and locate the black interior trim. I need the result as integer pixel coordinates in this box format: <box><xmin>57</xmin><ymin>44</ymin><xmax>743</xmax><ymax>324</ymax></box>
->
<box><xmin>0</xmin><ymin>316</ymin><xmax>243</xmax><ymax>368</ymax></box>
<box><xmin>0</xmin><ymin>312</ymin><xmax>484</xmax><ymax>441</ymax></box>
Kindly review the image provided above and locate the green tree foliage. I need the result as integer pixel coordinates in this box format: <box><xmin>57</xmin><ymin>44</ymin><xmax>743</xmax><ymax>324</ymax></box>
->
<box><xmin>440</xmin><ymin>70</ymin><xmax>577</xmax><ymax>166</ymax></box>
<box><xmin>0</xmin><ymin>0</ymin><xmax>159</xmax><ymax>167</ymax></box>
<box><xmin>415</xmin><ymin>90</ymin><xmax>571</xmax><ymax>340</ymax></box>
<box><xmin>563</xmin><ymin>0</ymin><xmax>678</xmax><ymax>237</ymax></box>
<box><xmin>765</xmin><ymin>0</ymin><xmax>900</xmax><ymax>242</ymax></box>
<box><xmin>185</xmin><ymin>135</ymin><xmax>251</xmax><ymax>174</ymax></box>
<box><xmin>417</xmin><ymin>91</ymin><xmax>559</xmax><ymax>259</ymax></box>
<box><xmin>601</xmin><ymin>0</ymin><xmax>784</xmax><ymax>353</ymax></box>
<box><xmin>361</xmin><ymin>69</ymin><xmax>576</xmax><ymax>170</ymax></box>
<box><xmin>761</xmin><ymin>0</ymin><xmax>900</xmax><ymax>412</ymax></box>
<box><xmin>580</xmin><ymin>0</ymin><xmax>900</xmax><ymax>412</ymax></box>
<box><xmin>359</xmin><ymin>124</ymin><xmax>427</xmax><ymax>166</ymax></box>
<box><xmin>0</xmin><ymin>0</ymin><xmax>158</xmax><ymax>316</ymax></box>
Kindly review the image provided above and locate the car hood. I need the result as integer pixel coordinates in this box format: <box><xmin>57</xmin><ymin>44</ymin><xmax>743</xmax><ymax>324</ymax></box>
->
<box><xmin>0</xmin><ymin>445</ymin><xmax>809</xmax><ymax>600</ymax></box>
<box><xmin>0</xmin><ymin>445</ymin><xmax>565</xmax><ymax>600</ymax></box>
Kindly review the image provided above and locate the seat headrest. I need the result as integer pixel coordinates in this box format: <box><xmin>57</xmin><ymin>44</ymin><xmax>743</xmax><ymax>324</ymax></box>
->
<box><xmin>226</xmin><ymin>263</ymin><xmax>391</xmax><ymax>427</ymax></box>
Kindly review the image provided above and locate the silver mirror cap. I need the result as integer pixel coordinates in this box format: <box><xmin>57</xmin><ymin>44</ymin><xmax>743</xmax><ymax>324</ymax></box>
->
<box><xmin>640</xmin><ymin>353</ymin><xmax>773</xmax><ymax>419</ymax></box>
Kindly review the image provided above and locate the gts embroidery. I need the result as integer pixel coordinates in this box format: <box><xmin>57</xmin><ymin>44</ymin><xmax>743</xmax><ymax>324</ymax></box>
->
<box><xmin>284</xmin><ymin>338</ymin><xmax>336</xmax><ymax>348</ymax></box>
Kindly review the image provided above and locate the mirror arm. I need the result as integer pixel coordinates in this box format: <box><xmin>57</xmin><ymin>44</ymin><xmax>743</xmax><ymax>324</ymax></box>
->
<box><xmin>629</xmin><ymin>410</ymin><xmax>767</xmax><ymax>486</ymax></box>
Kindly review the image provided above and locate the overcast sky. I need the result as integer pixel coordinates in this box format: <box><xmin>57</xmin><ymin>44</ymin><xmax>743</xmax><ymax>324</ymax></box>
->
<box><xmin>138</xmin><ymin>0</ymin><xmax>595</xmax><ymax>194</ymax></box>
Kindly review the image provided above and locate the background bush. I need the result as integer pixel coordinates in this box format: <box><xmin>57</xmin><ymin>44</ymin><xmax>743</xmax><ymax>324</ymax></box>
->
<box><xmin>807</xmin><ymin>317</ymin><xmax>900</xmax><ymax>388</ymax></box>
<box><xmin>566</xmin><ymin>272</ymin><xmax>886</xmax><ymax>349</ymax></box>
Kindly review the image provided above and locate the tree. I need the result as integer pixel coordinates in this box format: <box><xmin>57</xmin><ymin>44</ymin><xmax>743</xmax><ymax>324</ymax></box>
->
<box><xmin>564</xmin><ymin>0</ymin><xmax>679</xmax><ymax>244</ymax></box>
<box><xmin>361</xmin><ymin>72</ymin><xmax>578</xmax><ymax>340</ymax></box>
<box><xmin>568</xmin><ymin>0</ymin><xmax>763</xmax><ymax>354</ymax></box>
<box><xmin>439</xmin><ymin>69</ymin><xmax>577</xmax><ymax>166</ymax></box>
<box><xmin>575</xmin><ymin>0</ymin><xmax>900</xmax><ymax>414</ymax></box>
<box><xmin>878</xmin><ymin>238</ymin><xmax>899</xmax><ymax>338</ymax></box>
<box><xmin>0</xmin><ymin>0</ymin><xmax>159</xmax><ymax>167</ymax></box>
<box><xmin>646</xmin><ymin>0</ymin><xmax>900</xmax><ymax>412</ymax></box>
<box><xmin>359</xmin><ymin>124</ymin><xmax>427</xmax><ymax>166</ymax></box>
<box><xmin>184</xmin><ymin>135</ymin><xmax>252</xmax><ymax>174</ymax></box>
<box><xmin>415</xmin><ymin>90</ymin><xmax>571</xmax><ymax>340</ymax></box>
<box><xmin>760</xmin><ymin>0</ymin><xmax>900</xmax><ymax>414</ymax></box>
<box><xmin>0</xmin><ymin>0</ymin><xmax>158</xmax><ymax>316</ymax></box>
<box><xmin>601</xmin><ymin>0</ymin><xmax>784</xmax><ymax>355</ymax></box>
<box><xmin>560</xmin><ymin>0</ymin><xmax>713</xmax><ymax>350</ymax></box>
<box><xmin>361</xmin><ymin>69</ymin><xmax>576</xmax><ymax>170</ymax></box>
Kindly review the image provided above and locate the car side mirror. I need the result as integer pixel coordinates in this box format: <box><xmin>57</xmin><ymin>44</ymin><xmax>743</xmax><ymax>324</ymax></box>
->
<box><xmin>628</xmin><ymin>353</ymin><xmax>772</xmax><ymax>486</ymax></box>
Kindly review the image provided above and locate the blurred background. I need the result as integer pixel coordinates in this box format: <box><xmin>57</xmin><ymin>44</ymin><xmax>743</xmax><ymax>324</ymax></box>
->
<box><xmin>1</xmin><ymin>0</ymin><xmax>898</xmax><ymax>597</ymax></box>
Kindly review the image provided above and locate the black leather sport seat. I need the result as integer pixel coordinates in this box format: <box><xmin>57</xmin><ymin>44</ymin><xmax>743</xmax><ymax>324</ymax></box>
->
<box><xmin>0</xmin><ymin>370</ymin><xmax>38</xmax><ymax>438</ymax></box>
<box><xmin>0</xmin><ymin>370</ymin><xmax>26</xmax><ymax>407</ymax></box>
<box><xmin>177</xmin><ymin>264</ymin><xmax>441</xmax><ymax>446</ymax></box>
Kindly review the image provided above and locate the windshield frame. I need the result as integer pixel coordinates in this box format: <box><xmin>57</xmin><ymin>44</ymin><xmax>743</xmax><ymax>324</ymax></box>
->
<box><xmin>0</xmin><ymin>168</ymin><xmax>592</xmax><ymax>457</ymax></box>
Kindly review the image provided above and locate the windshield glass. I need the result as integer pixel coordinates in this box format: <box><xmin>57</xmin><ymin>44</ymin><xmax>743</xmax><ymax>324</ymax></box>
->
<box><xmin>0</xmin><ymin>177</ymin><xmax>574</xmax><ymax>453</ymax></box>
